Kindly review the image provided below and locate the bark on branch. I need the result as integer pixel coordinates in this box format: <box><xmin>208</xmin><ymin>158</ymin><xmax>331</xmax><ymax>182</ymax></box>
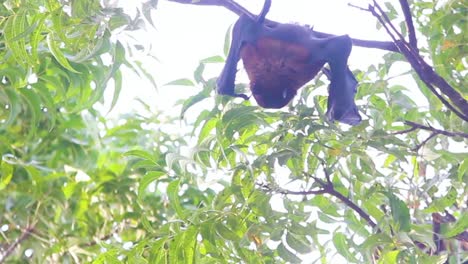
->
<box><xmin>362</xmin><ymin>1</ymin><xmax>468</xmax><ymax>121</ymax></box>
<box><xmin>168</xmin><ymin>0</ymin><xmax>399</xmax><ymax>52</ymax></box>
<box><xmin>258</xmin><ymin>168</ymin><xmax>379</xmax><ymax>231</ymax></box>
<box><xmin>0</xmin><ymin>226</ymin><xmax>35</xmax><ymax>264</ymax></box>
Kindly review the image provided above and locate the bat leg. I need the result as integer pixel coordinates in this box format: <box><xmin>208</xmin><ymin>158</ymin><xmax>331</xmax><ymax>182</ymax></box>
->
<box><xmin>317</xmin><ymin>36</ymin><xmax>362</xmax><ymax>125</ymax></box>
<box><xmin>216</xmin><ymin>15</ymin><xmax>257</xmax><ymax>100</ymax></box>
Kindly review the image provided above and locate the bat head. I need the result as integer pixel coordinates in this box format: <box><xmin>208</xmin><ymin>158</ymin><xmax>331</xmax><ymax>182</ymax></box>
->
<box><xmin>252</xmin><ymin>85</ymin><xmax>297</xmax><ymax>108</ymax></box>
<box><xmin>241</xmin><ymin>38</ymin><xmax>323</xmax><ymax>109</ymax></box>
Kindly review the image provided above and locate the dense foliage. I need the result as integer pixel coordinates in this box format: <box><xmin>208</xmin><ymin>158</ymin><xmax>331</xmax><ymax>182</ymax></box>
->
<box><xmin>0</xmin><ymin>0</ymin><xmax>466</xmax><ymax>263</ymax></box>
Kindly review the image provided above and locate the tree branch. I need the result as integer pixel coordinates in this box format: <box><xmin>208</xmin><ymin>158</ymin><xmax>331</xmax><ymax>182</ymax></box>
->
<box><xmin>259</xmin><ymin>168</ymin><xmax>379</xmax><ymax>231</ymax></box>
<box><xmin>325</xmin><ymin>186</ymin><xmax>378</xmax><ymax>229</ymax></box>
<box><xmin>311</xmin><ymin>169</ymin><xmax>378</xmax><ymax>230</ymax></box>
<box><xmin>393</xmin><ymin>120</ymin><xmax>468</xmax><ymax>150</ymax></box>
<box><xmin>391</xmin><ymin>126</ymin><xmax>418</xmax><ymax>135</ymax></box>
<box><xmin>359</xmin><ymin>1</ymin><xmax>468</xmax><ymax>121</ymax></box>
<box><xmin>398</xmin><ymin>0</ymin><xmax>418</xmax><ymax>50</ymax></box>
<box><xmin>258</xmin><ymin>182</ymin><xmax>327</xmax><ymax>196</ymax></box>
<box><xmin>0</xmin><ymin>226</ymin><xmax>35</xmax><ymax>264</ymax></box>
<box><xmin>432</xmin><ymin>212</ymin><xmax>468</xmax><ymax>253</ymax></box>
<box><xmin>168</xmin><ymin>0</ymin><xmax>251</xmax><ymax>17</ymax></box>
<box><xmin>404</xmin><ymin>120</ymin><xmax>468</xmax><ymax>139</ymax></box>
<box><xmin>168</xmin><ymin>0</ymin><xmax>399</xmax><ymax>52</ymax></box>
<box><xmin>414</xmin><ymin>133</ymin><xmax>437</xmax><ymax>151</ymax></box>
<box><xmin>80</xmin><ymin>233</ymin><xmax>115</xmax><ymax>248</ymax></box>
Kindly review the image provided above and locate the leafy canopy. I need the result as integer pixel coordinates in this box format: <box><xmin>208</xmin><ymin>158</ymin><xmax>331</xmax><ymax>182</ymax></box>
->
<box><xmin>0</xmin><ymin>0</ymin><xmax>466</xmax><ymax>263</ymax></box>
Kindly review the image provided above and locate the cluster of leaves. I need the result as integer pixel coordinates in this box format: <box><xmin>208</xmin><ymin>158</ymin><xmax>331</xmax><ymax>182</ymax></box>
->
<box><xmin>145</xmin><ymin>58</ymin><xmax>466</xmax><ymax>263</ymax></box>
<box><xmin>0</xmin><ymin>0</ymin><xmax>162</xmax><ymax>262</ymax></box>
<box><xmin>0</xmin><ymin>0</ymin><xmax>466</xmax><ymax>263</ymax></box>
<box><xmin>413</xmin><ymin>0</ymin><xmax>466</xmax><ymax>88</ymax></box>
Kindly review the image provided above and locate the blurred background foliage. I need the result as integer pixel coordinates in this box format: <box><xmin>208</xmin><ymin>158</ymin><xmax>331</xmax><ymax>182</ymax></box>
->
<box><xmin>0</xmin><ymin>0</ymin><xmax>466</xmax><ymax>263</ymax></box>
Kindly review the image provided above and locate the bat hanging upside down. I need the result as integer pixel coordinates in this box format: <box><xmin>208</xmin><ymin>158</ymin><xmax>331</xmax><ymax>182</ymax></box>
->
<box><xmin>216</xmin><ymin>0</ymin><xmax>362</xmax><ymax>125</ymax></box>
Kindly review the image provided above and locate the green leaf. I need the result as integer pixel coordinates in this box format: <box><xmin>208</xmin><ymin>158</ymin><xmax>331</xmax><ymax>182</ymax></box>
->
<box><xmin>193</xmin><ymin>61</ymin><xmax>205</xmax><ymax>84</ymax></box>
<box><xmin>4</xmin><ymin>12</ymin><xmax>30</xmax><ymax>65</ymax></box>
<box><xmin>167</xmin><ymin>180</ymin><xmax>186</xmax><ymax>218</ymax></box>
<box><xmin>132</xmin><ymin>60</ymin><xmax>158</xmax><ymax>90</ymax></box>
<box><xmin>423</xmin><ymin>187</ymin><xmax>458</xmax><ymax>213</ymax></box>
<box><xmin>142</xmin><ymin>1</ymin><xmax>156</xmax><ymax>27</ymax></box>
<box><xmin>3</xmin><ymin>87</ymin><xmax>21</xmax><ymax>127</ymax></box>
<box><xmin>9</xmin><ymin>16</ymin><xmax>38</xmax><ymax>42</ymax></box>
<box><xmin>46</xmin><ymin>33</ymin><xmax>80</xmax><ymax>73</ymax></box>
<box><xmin>197</xmin><ymin>116</ymin><xmax>217</xmax><ymax>144</ymax></box>
<box><xmin>108</xmin><ymin>12</ymin><xmax>131</xmax><ymax>31</ymax></box>
<box><xmin>34</xmin><ymin>83</ymin><xmax>58</xmax><ymax>129</ymax></box>
<box><xmin>379</xmin><ymin>250</ymin><xmax>399</xmax><ymax>264</ymax></box>
<box><xmin>181</xmin><ymin>226</ymin><xmax>198</xmax><ymax>264</ymax></box>
<box><xmin>419</xmin><ymin>254</ymin><xmax>448</xmax><ymax>264</ymax></box>
<box><xmin>124</xmin><ymin>150</ymin><xmax>158</xmax><ymax>164</ymax></box>
<box><xmin>215</xmin><ymin>223</ymin><xmax>239</xmax><ymax>241</ymax></box>
<box><xmin>200</xmin><ymin>56</ymin><xmax>224</xmax><ymax>64</ymax></box>
<box><xmin>223</xmin><ymin>24</ymin><xmax>232</xmax><ymax>57</ymax></box>
<box><xmin>410</xmin><ymin>224</ymin><xmax>436</xmax><ymax>251</ymax></box>
<box><xmin>285</xmin><ymin>232</ymin><xmax>311</xmax><ymax>254</ymax></box>
<box><xmin>86</xmin><ymin>41</ymin><xmax>125</xmax><ymax>111</ymax></box>
<box><xmin>333</xmin><ymin>233</ymin><xmax>359</xmax><ymax>263</ymax></box>
<box><xmin>67</xmin><ymin>34</ymin><xmax>107</xmax><ymax>63</ymax></box>
<box><xmin>138</xmin><ymin>171</ymin><xmax>165</xmax><ymax>201</ymax></box>
<box><xmin>385</xmin><ymin>192</ymin><xmax>411</xmax><ymax>232</ymax></box>
<box><xmin>109</xmin><ymin>70</ymin><xmax>122</xmax><ymax>113</ymax></box>
<box><xmin>221</xmin><ymin>106</ymin><xmax>268</xmax><ymax>138</ymax></box>
<box><xmin>0</xmin><ymin>160</ymin><xmax>14</xmax><ymax>190</ymax></box>
<box><xmin>310</xmin><ymin>196</ymin><xmax>341</xmax><ymax>217</ymax></box>
<box><xmin>359</xmin><ymin>233</ymin><xmax>393</xmax><ymax>250</ymax></box>
<box><xmin>458</xmin><ymin>158</ymin><xmax>468</xmax><ymax>182</ymax></box>
<box><xmin>19</xmin><ymin>88</ymin><xmax>42</xmax><ymax>138</ymax></box>
<box><xmin>180</xmin><ymin>89</ymin><xmax>210</xmax><ymax>119</ymax></box>
<box><xmin>344</xmin><ymin>210</ymin><xmax>370</xmax><ymax>237</ymax></box>
<box><xmin>277</xmin><ymin>242</ymin><xmax>302</xmax><ymax>263</ymax></box>
<box><xmin>443</xmin><ymin>212</ymin><xmax>468</xmax><ymax>238</ymax></box>
<box><xmin>165</xmin><ymin>78</ymin><xmax>195</xmax><ymax>86</ymax></box>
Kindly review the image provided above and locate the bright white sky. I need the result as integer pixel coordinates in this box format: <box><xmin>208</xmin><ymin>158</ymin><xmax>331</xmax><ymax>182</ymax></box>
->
<box><xmin>109</xmin><ymin>0</ymin><xmax>394</xmax><ymax>117</ymax></box>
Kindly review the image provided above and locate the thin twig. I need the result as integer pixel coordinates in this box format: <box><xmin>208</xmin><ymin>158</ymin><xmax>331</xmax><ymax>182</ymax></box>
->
<box><xmin>326</xmin><ymin>187</ymin><xmax>378</xmax><ymax>229</ymax></box>
<box><xmin>258</xmin><ymin>182</ymin><xmax>327</xmax><ymax>195</ymax></box>
<box><xmin>391</xmin><ymin>126</ymin><xmax>418</xmax><ymax>135</ymax></box>
<box><xmin>313</xmin><ymin>169</ymin><xmax>377</xmax><ymax>230</ymax></box>
<box><xmin>80</xmin><ymin>232</ymin><xmax>115</xmax><ymax>247</ymax></box>
<box><xmin>393</xmin><ymin>120</ymin><xmax>468</xmax><ymax>150</ymax></box>
<box><xmin>168</xmin><ymin>0</ymin><xmax>251</xmax><ymax>18</ymax></box>
<box><xmin>0</xmin><ymin>226</ymin><xmax>35</xmax><ymax>264</ymax></box>
<box><xmin>404</xmin><ymin>121</ymin><xmax>468</xmax><ymax>139</ymax></box>
<box><xmin>373</xmin><ymin>1</ymin><xmax>408</xmax><ymax>45</ymax></box>
<box><xmin>414</xmin><ymin>133</ymin><xmax>437</xmax><ymax>151</ymax></box>
<box><xmin>261</xmin><ymin>169</ymin><xmax>379</xmax><ymax>231</ymax></box>
<box><xmin>348</xmin><ymin>3</ymin><xmax>368</xmax><ymax>12</ymax></box>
